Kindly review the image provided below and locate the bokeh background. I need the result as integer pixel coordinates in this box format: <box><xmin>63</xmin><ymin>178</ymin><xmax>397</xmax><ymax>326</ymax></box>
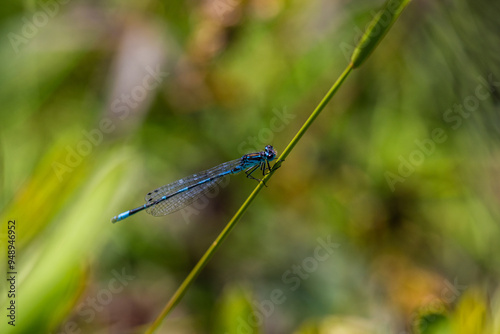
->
<box><xmin>1</xmin><ymin>0</ymin><xmax>500</xmax><ymax>333</ymax></box>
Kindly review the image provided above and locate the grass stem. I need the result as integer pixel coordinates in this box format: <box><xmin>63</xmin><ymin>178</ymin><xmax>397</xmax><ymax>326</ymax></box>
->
<box><xmin>145</xmin><ymin>0</ymin><xmax>411</xmax><ymax>331</ymax></box>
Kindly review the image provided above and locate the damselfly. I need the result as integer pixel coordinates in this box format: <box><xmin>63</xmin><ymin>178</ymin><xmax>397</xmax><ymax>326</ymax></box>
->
<box><xmin>111</xmin><ymin>145</ymin><xmax>279</xmax><ymax>223</ymax></box>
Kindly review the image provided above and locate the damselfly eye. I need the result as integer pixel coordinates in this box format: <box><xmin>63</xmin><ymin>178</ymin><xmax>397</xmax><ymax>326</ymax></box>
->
<box><xmin>264</xmin><ymin>145</ymin><xmax>277</xmax><ymax>160</ymax></box>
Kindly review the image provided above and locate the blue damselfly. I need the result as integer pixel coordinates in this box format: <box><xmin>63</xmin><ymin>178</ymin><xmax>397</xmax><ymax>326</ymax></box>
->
<box><xmin>111</xmin><ymin>145</ymin><xmax>278</xmax><ymax>223</ymax></box>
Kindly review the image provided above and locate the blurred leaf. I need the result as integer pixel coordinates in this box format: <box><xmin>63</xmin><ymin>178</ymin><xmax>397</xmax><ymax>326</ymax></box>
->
<box><xmin>0</xmin><ymin>149</ymin><xmax>137</xmax><ymax>333</ymax></box>
<box><xmin>451</xmin><ymin>290</ymin><xmax>489</xmax><ymax>334</ymax></box>
<box><xmin>214</xmin><ymin>284</ymin><xmax>261</xmax><ymax>334</ymax></box>
<box><xmin>418</xmin><ymin>313</ymin><xmax>451</xmax><ymax>334</ymax></box>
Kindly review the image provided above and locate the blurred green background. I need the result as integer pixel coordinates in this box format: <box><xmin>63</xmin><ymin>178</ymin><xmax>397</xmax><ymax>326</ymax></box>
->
<box><xmin>1</xmin><ymin>0</ymin><xmax>500</xmax><ymax>333</ymax></box>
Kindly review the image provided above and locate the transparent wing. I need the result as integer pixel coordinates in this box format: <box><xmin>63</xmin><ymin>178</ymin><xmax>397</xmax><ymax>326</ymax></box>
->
<box><xmin>144</xmin><ymin>158</ymin><xmax>243</xmax><ymax>216</ymax></box>
<box><xmin>147</xmin><ymin>176</ymin><xmax>228</xmax><ymax>216</ymax></box>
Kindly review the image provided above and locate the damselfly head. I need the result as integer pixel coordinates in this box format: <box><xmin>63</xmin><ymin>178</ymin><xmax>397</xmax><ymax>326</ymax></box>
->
<box><xmin>264</xmin><ymin>145</ymin><xmax>277</xmax><ymax>161</ymax></box>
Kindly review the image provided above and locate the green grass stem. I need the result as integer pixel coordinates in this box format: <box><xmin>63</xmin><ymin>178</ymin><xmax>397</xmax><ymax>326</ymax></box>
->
<box><xmin>145</xmin><ymin>0</ymin><xmax>411</xmax><ymax>332</ymax></box>
<box><xmin>144</xmin><ymin>66</ymin><xmax>352</xmax><ymax>334</ymax></box>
